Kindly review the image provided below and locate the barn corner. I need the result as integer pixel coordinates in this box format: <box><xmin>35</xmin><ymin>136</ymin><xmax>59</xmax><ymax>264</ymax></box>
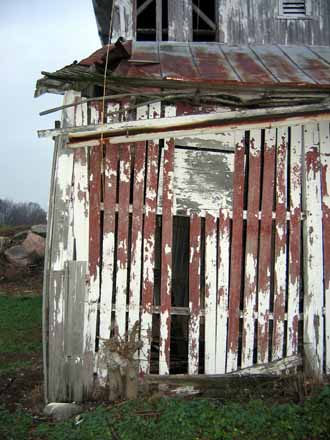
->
<box><xmin>36</xmin><ymin>0</ymin><xmax>330</xmax><ymax>403</ymax></box>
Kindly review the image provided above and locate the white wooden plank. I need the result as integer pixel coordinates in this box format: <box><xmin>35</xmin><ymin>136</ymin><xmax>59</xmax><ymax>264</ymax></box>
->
<box><xmin>287</xmin><ymin>125</ymin><xmax>302</xmax><ymax>357</ymax></box>
<box><xmin>302</xmin><ymin>122</ymin><xmax>324</xmax><ymax>378</ymax></box>
<box><xmin>204</xmin><ymin>213</ymin><xmax>217</xmax><ymax>374</ymax></box>
<box><xmin>272</xmin><ymin>127</ymin><xmax>288</xmax><ymax>361</ymax></box>
<box><xmin>216</xmin><ymin>208</ymin><xmax>230</xmax><ymax>374</ymax></box>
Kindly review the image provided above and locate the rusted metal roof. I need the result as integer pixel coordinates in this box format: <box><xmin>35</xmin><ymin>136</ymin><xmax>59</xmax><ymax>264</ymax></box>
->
<box><xmin>35</xmin><ymin>41</ymin><xmax>330</xmax><ymax>98</ymax></box>
<box><xmin>112</xmin><ymin>41</ymin><xmax>330</xmax><ymax>88</ymax></box>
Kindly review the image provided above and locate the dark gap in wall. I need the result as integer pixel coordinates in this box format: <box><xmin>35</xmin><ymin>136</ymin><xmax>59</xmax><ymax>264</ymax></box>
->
<box><xmin>268</xmin><ymin>319</ymin><xmax>273</xmax><ymax>362</ymax></box>
<box><xmin>237</xmin><ymin>317</ymin><xmax>243</xmax><ymax>368</ymax></box>
<box><xmin>269</xmin><ymin>218</ymin><xmax>276</xmax><ymax>314</ymax></box>
<box><xmin>126</xmin><ymin>213</ymin><xmax>133</xmax><ymax>307</ymax></box>
<box><xmin>136</xmin><ymin>0</ymin><xmax>156</xmax><ymax>40</ymax></box>
<box><xmin>283</xmin><ymin>320</ymin><xmax>288</xmax><ymax>358</ymax></box>
<box><xmin>154</xmin><ymin>215</ymin><xmax>162</xmax><ymax>306</ymax></box>
<box><xmin>199</xmin><ymin>316</ymin><xmax>205</xmax><ymax>374</ymax></box>
<box><xmin>240</xmin><ymin>219</ymin><xmax>247</xmax><ymax>311</ymax></box>
<box><xmin>259</xmin><ymin>130</ymin><xmax>265</xmax><ymax>211</ymax></box>
<box><xmin>150</xmin><ymin>313</ymin><xmax>160</xmax><ymax>374</ymax></box>
<box><xmin>172</xmin><ymin>216</ymin><xmax>190</xmax><ymax>307</ymax></box>
<box><xmin>193</xmin><ymin>0</ymin><xmax>216</xmax><ymax>41</ymax></box>
<box><xmin>112</xmin><ymin>212</ymin><xmax>119</xmax><ymax>306</ymax></box>
<box><xmin>95</xmin><ymin>208</ymin><xmax>105</xmax><ymax>352</ymax></box>
<box><xmin>170</xmin><ymin>315</ymin><xmax>188</xmax><ymax>374</ymax></box>
<box><xmin>253</xmin><ymin>319</ymin><xmax>258</xmax><ymax>364</ymax></box>
<box><xmin>287</xmin><ymin>128</ymin><xmax>291</xmax><ymax>211</ymax></box>
<box><xmin>162</xmin><ymin>0</ymin><xmax>168</xmax><ymax>40</ymax></box>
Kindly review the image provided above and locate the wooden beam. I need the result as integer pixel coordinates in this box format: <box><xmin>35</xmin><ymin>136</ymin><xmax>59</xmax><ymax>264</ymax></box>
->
<box><xmin>192</xmin><ymin>4</ymin><xmax>216</xmax><ymax>31</ymax></box>
<box><xmin>38</xmin><ymin>103</ymin><xmax>330</xmax><ymax>144</ymax></box>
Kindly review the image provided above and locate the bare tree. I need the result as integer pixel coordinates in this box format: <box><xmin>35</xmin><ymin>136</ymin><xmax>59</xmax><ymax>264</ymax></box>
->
<box><xmin>0</xmin><ymin>199</ymin><xmax>46</xmax><ymax>226</ymax></box>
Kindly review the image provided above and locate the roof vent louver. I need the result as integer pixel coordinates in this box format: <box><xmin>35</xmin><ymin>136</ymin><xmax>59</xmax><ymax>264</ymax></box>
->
<box><xmin>281</xmin><ymin>1</ymin><xmax>306</xmax><ymax>16</ymax></box>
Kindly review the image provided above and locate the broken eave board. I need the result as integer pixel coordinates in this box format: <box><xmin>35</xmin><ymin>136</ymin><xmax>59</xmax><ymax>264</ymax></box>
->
<box><xmin>38</xmin><ymin>103</ymin><xmax>330</xmax><ymax>147</ymax></box>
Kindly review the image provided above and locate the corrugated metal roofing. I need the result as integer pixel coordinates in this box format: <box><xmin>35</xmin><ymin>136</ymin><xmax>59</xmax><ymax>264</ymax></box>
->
<box><xmin>109</xmin><ymin>41</ymin><xmax>330</xmax><ymax>88</ymax></box>
<box><xmin>35</xmin><ymin>41</ymin><xmax>330</xmax><ymax>98</ymax></box>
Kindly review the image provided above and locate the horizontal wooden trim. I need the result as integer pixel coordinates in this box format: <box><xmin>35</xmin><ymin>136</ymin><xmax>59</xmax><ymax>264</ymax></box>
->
<box><xmin>94</xmin><ymin>303</ymin><xmax>304</xmax><ymax>321</ymax></box>
<box><xmin>99</xmin><ymin>202</ymin><xmax>306</xmax><ymax>220</ymax></box>
<box><xmin>38</xmin><ymin>103</ymin><xmax>330</xmax><ymax>143</ymax></box>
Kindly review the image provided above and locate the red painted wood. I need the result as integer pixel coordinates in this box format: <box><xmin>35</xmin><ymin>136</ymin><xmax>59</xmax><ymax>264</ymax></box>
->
<box><xmin>159</xmin><ymin>138</ymin><xmax>175</xmax><ymax>374</ymax></box>
<box><xmin>115</xmin><ymin>143</ymin><xmax>131</xmax><ymax>337</ymax></box>
<box><xmin>129</xmin><ymin>141</ymin><xmax>147</xmax><ymax>329</ymax></box>
<box><xmin>257</xmin><ymin>131</ymin><xmax>276</xmax><ymax>364</ymax></box>
<box><xmin>188</xmin><ymin>213</ymin><xmax>201</xmax><ymax>374</ymax></box>
<box><xmin>89</xmin><ymin>144</ymin><xmax>102</xmax><ymax>284</ymax></box>
<box><xmin>273</xmin><ymin>132</ymin><xmax>288</xmax><ymax>360</ymax></box>
<box><xmin>241</xmin><ymin>132</ymin><xmax>261</xmax><ymax>368</ymax></box>
<box><xmin>140</xmin><ymin>140</ymin><xmax>159</xmax><ymax>373</ymax></box>
<box><xmin>227</xmin><ymin>135</ymin><xmax>245</xmax><ymax>372</ymax></box>
<box><xmin>103</xmin><ymin>142</ymin><xmax>118</xmax><ymax>249</ymax></box>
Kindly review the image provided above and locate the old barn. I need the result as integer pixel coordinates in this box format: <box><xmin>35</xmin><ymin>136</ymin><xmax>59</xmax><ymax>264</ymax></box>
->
<box><xmin>36</xmin><ymin>0</ymin><xmax>330</xmax><ymax>402</ymax></box>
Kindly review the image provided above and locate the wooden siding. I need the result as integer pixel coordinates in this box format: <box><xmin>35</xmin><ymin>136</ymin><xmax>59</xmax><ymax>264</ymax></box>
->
<box><xmin>109</xmin><ymin>0</ymin><xmax>330</xmax><ymax>46</ymax></box>
<box><xmin>45</xmin><ymin>98</ymin><xmax>330</xmax><ymax>401</ymax></box>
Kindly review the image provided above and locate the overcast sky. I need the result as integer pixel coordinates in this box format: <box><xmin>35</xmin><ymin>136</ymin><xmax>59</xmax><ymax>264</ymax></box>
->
<box><xmin>0</xmin><ymin>0</ymin><xmax>100</xmax><ymax>209</ymax></box>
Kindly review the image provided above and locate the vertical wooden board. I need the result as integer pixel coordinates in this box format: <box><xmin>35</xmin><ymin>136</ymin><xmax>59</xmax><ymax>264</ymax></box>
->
<box><xmin>320</xmin><ymin>121</ymin><xmax>330</xmax><ymax>373</ymax></box>
<box><xmin>86</xmin><ymin>144</ymin><xmax>102</xmax><ymax>354</ymax></box>
<box><xmin>51</xmin><ymin>145</ymin><xmax>74</xmax><ymax>271</ymax></box>
<box><xmin>257</xmin><ymin>128</ymin><xmax>276</xmax><ymax>365</ymax></box>
<box><xmin>216</xmin><ymin>208</ymin><xmax>230</xmax><ymax>374</ymax></box>
<box><xmin>48</xmin><ymin>270</ymin><xmax>66</xmax><ymax>401</ymax></box>
<box><xmin>287</xmin><ymin>125</ymin><xmax>302</xmax><ymax>357</ymax></box>
<box><xmin>167</xmin><ymin>0</ymin><xmax>192</xmax><ymax>42</ymax></box>
<box><xmin>227</xmin><ymin>132</ymin><xmax>245</xmax><ymax>373</ymax></box>
<box><xmin>100</xmin><ymin>143</ymin><xmax>118</xmax><ymax>339</ymax></box>
<box><xmin>97</xmin><ymin>143</ymin><xmax>119</xmax><ymax>383</ymax></box>
<box><xmin>140</xmin><ymin>140</ymin><xmax>159</xmax><ymax>374</ymax></box>
<box><xmin>241</xmin><ymin>130</ymin><xmax>261</xmax><ymax>369</ymax></box>
<box><xmin>188</xmin><ymin>214</ymin><xmax>201</xmax><ymax>375</ymax></box>
<box><xmin>273</xmin><ymin>128</ymin><xmax>288</xmax><ymax>361</ymax></box>
<box><xmin>205</xmin><ymin>213</ymin><xmax>217</xmax><ymax>374</ymax></box>
<box><xmin>129</xmin><ymin>142</ymin><xmax>146</xmax><ymax>330</ymax></box>
<box><xmin>159</xmin><ymin>138</ymin><xmax>175</xmax><ymax>375</ymax></box>
<box><xmin>73</xmin><ymin>146</ymin><xmax>89</xmax><ymax>260</ymax></box>
<box><xmin>302</xmin><ymin>123</ymin><xmax>324</xmax><ymax>378</ymax></box>
<box><xmin>64</xmin><ymin>261</ymin><xmax>92</xmax><ymax>402</ymax></box>
<box><xmin>115</xmin><ymin>144</ymin><xmax>131</xmax><ymax>338</ymax></box>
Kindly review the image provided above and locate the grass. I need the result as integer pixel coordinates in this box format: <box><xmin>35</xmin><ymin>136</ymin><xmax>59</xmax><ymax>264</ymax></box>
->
<box><xmin>1</xmin><ymin>387</ymin><xmax>330</xmax><ymax>440</ymax></box>
<box><xmin>0</xmin><ymin>295</ymin><xmax>42</xmax><ymax>370</ymax></box>
<box><xmin>1</xmin><ymin>295</ymin><xmax>330</xmax><ymax>439</ymax></box>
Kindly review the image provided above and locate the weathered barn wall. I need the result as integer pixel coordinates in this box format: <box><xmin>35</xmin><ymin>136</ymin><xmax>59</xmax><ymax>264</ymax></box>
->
<box><xmin>43</xmin><ymin>93</ymin><xmax>330</xmax><ymax>402</ymax></box>
<box><xmin>106</xmin><ymin>0</ymin><xmax>330</xmax><ymax>45</ymax></box>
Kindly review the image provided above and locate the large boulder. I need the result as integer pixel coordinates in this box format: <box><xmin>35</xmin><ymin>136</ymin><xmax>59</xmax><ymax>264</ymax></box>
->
<box><xmin>4</xmin><ymin>245</ymin><xmax>30</xmax><ymax>267</ymax></box>
<box><xmin>31</xmin><ymin>224</ymin><xmax>47</xmax><ymax>237</ymax></box>
<box><xmin>4</xmin><ymin>232</ymin><xmax>45</xmax><ymax>266</ymax></box>
<box><xmin>22</xmin><ymin>232</ymin><xmax>45</xmax><ymax>258</ymax></box>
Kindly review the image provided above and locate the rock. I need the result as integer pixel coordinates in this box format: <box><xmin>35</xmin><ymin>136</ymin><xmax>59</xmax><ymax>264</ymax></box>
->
<box><xmin>22</xmin><ymin>232</ymin><xmax>45</xmax><ymax>258</ymax></box>
<box><xmin>43</xmin><ymin>402</ymin><xmax>83</xmax><ymax>421</ymax></box>
<box><xmin>13</xmin><ymin>230</ymin><xmax>29</xmax><ymax>242</ymax></box>
<box><xmin>31</xmin><ymin>224</ymin><xmax>47</xmax><ymax>237</ymax></box>
<box><xmin>4</xmin><ymin>245</ymin><xmax>31</xmax><ymax>267</ymax></box>
<box><xmin>0</xmin><ymin>237</ymin><xmax>11</xmax><ymax>252</ymax></box>
<box><xmin>4</xmin><ymin>232</ymin><xmax>45</xmax><ymax>266</ymax></box>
